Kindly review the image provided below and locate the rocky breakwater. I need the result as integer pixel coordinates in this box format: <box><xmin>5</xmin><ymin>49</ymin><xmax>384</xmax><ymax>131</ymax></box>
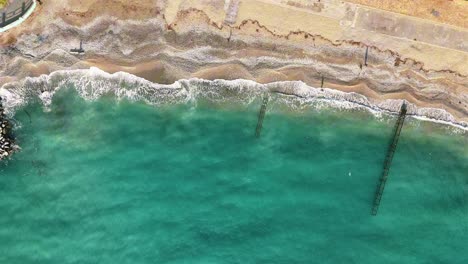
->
<box><xmin>0</xmin><ymin>97</ymin><xmax>14</xmax><ymax>160</ymax></box>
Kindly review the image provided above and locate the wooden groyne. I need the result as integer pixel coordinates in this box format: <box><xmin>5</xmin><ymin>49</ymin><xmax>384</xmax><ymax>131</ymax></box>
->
<box><xmin>255</xmin><ymin>95</ymin><xmax>269</xmax><ymax>138</ymax></box>
<box><xmin>70</xmin><ymin>40</ymin><xmax>85</xmax><ymax>54</ymax></box>
<box><xmin>0</xmin><ymin>97</ymin><xmax>14</xmax><ymax>160</ymax></box>
<box><xmin>371</xmin><ymin>102</ymin><xmax>407</xmax><ymax>215</ymax></box>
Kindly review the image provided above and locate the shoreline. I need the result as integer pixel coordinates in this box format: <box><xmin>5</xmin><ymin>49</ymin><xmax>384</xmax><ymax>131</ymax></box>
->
<box><xmin>1</xmin><ymin>11</ymin><xmax>466</xmax><ymax>123</ymax></box>
<box><xmin>0</xmin><ymin>1</ymin><xmax>466</xmax><ymax>127</ymax></box>
<box><xmin>1</xmin><ymin>68</ymin><xmax>466</xmax><ymax>132</ymax></box>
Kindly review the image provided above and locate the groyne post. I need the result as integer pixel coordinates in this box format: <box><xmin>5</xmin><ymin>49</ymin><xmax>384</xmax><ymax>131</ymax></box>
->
<box><xmin>255</xmin><ymin>94</ymin><xmax>269</xmax><ymax>138</ymax></box>
<box><xmin>22</xmin><ymin>2</ymin><xmax>26</xmax><ymax>15</ymax></box>
<box><xmin>227</xmin><ymin>28</ymin><xmax>232</xmax><ymax>42</ymax></box>
<box><xmin>364</xmin><ymin>46</ymin><xmax>369</xmax><ymax>66</ymax></box>
<box><xmin>321</xmin><ymin>76</ymin><xmax>324</xmax><ymax>88</ymax></box>
<box><xmin>70</xmin><ymin>40</ymin><xmax>85</xmax><ymax>54</ymax></box>
<box><xmin>2</xmin><ymin>12</ymin><xmax>5</xmax><ymax>26</ymax></box>
<box><xmin>371</xmin><ymin>102</ymin><xmax>407</xmax><ymax>215</ymax></box>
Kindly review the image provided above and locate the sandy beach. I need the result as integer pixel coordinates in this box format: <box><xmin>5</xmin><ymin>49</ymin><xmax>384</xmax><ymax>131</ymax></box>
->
<box><xmin>0</xmin><ymin>0</ymin><xmax>467</xmax><ymax>123</ymax></box>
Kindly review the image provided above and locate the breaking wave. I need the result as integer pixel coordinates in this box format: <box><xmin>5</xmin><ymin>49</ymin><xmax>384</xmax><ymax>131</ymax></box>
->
<box><xmin>0</xmin><ymin>67</ymin><xmax>466</xmax><ymax>131</ymax></box>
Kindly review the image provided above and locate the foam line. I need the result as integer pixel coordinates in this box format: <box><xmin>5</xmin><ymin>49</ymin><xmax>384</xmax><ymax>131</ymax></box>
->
<box><xmin>0</xmin><ymin>67</ymin><xmax>466</xmax><ymax>131</ymax></box>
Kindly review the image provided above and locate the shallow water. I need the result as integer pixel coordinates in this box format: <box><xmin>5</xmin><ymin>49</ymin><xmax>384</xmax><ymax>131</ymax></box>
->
<box><xmin>1</xmin><ymin>88</ymin><xmax>467</xmax><ymax>263</ymax></box>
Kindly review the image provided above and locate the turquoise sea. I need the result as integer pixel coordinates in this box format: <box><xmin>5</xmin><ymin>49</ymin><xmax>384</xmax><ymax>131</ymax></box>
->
<box><xmin>0</xmin><ymin>86</ymin><xmax>467</xmax><ymax>263</ymax></box>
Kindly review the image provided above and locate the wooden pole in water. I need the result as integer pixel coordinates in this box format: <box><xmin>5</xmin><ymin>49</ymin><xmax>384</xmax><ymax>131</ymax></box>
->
<box><xmin>255</xmin><ymin>95</ymin><xmax>269</xmax><ymax>138</ymax></box>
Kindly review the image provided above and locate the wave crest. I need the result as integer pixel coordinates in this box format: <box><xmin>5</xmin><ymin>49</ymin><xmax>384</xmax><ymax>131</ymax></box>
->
<box><xmin>0</xmin><ymin>67</ymin><xmax>466</xmax><ymax>131</ymax></box>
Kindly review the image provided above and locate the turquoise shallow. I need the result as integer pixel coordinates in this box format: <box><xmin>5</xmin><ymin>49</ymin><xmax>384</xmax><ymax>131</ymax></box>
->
<box><xmin>1</xmin><ymin>87</ymin><xmax>467</xmax><ymax>263</ymax></box>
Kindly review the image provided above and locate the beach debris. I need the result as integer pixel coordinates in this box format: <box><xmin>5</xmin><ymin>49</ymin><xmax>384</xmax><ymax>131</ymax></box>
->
<box><xmin>24</xmin><ymin>53</ymin><xmax>35</xmax><ymax>58</ymax></box>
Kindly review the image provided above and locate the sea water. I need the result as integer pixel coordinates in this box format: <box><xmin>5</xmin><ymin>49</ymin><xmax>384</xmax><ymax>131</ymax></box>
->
<box><xmin>0</xmin><ymin>86</ymin><xmax>467</xmax><ymax>264</ymax></box>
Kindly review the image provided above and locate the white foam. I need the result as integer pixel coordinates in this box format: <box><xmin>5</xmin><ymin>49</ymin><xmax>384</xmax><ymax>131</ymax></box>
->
<box><xmin>0</xmin><ymin>68</ymin><xmax>466</xmax><ymax>132</ymax></box>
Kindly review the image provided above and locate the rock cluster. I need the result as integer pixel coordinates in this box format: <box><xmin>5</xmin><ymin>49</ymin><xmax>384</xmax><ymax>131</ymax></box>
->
<box><xmin>0</xmin><ymin>98</ymin><xmax>14</xmax><ymax>160</ymax></box>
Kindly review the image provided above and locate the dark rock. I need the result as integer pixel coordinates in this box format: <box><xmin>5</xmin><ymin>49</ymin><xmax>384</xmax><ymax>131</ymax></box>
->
<box><xmin>0</xmin><ymin>100</ymin><xmax>15</xmax><ymax>160</ymax></box>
